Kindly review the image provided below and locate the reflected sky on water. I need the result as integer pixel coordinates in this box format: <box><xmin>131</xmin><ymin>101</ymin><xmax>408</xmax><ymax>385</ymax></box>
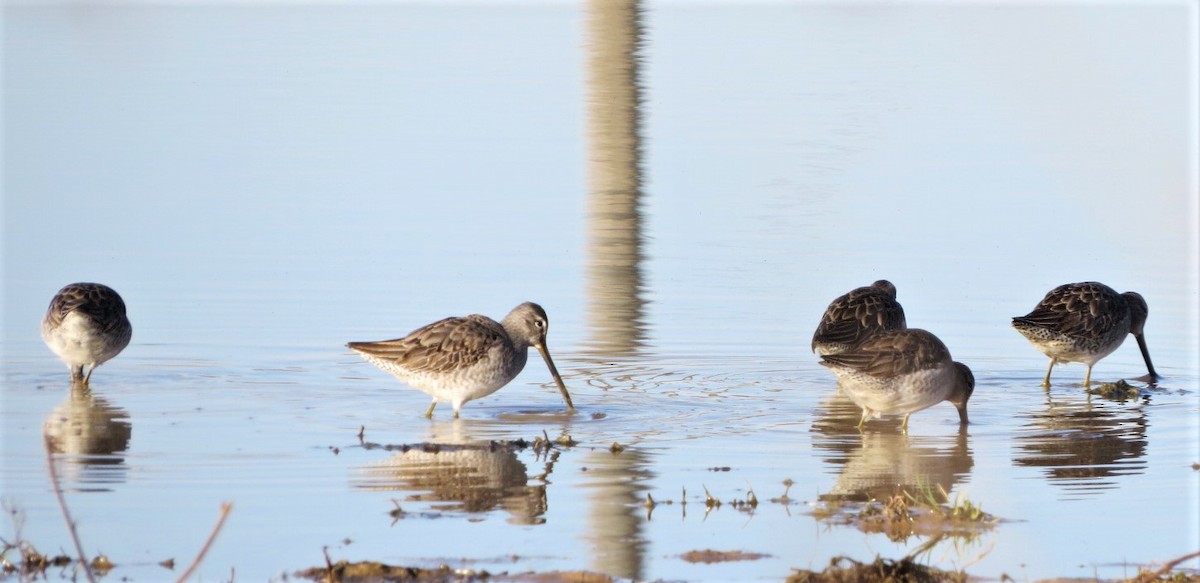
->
<box><xmin>3</xmin><ymin>2</ymin><xmax>1197</xmax><ymax>581</ymax></box>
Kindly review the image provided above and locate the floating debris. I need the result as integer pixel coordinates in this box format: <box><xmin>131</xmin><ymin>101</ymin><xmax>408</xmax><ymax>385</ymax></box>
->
<box><xmin>679</xmin><ymin>549</ymin><xmax>770</xmax><ymax>564</ymax></box>
<box><xmin>296</xmin><ymin>559</ymin><xmax>620</xmax><ymax>582</ymax></box>
<box><xmin>771</xmin><ymin>479</ymin><xmax>795</xmax><ymax>504</ymax></box>
<box><xmin>297</xmin><ymin>559</ymin><xmax>490</xmax><ymax>582</ymax></box>
<box><xmin>359</xmin><ymin>437</ymin><xmax>549</xmax><ymax>455</ymax></box>
<box><xmin>388</xmin><ymin>500</ymin><xmax>405</xmax><ymax>525</ymax></box>
<box><xmin>787</xmin><ymin>555</ymin><xmax>967</xmax><ymax>583</ymax></box>
<box><xmin>1124</xmin><ymin>551</ymin><xmax>1200</xmax><ymax>582</ymax></box>
<box><xmin>812</xmin><ymin>485</ymin><xmax>997</xmax><ymax>543</ymax></box>
<box><xmin>1088</xmin><ymin>379</ymin><xmax>1141</xmax><ymax>400</ymax></box>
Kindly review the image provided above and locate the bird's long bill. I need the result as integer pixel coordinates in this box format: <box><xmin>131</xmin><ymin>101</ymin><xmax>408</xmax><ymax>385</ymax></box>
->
<box><xmin>535</xmin><ymin>343</ymin><xmax>576</xmax><ymax>411</ymax></box>
<box><xmin>1135</xmin><ymin>333</ymin><xmax>1160</xmax><ymax>383</ymax></box>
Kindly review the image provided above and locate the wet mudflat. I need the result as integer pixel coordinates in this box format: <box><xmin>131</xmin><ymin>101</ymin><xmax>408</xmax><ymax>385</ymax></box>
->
<box><xmin>3</xmin><ymin>2</ymin><xmax>1198</xmax><ymax>582</ymax></box>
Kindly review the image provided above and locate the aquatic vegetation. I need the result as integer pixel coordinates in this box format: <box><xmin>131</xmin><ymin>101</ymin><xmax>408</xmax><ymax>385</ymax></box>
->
<box><xmin>811</xmin><ymin>484</ymin><xmax>997</xmax><ymax>543</ymax></box>
<box><xmin>1088</xmin><ymin>379</ymin><xmax>1143</xmax><ymax>401</ymax></box>
<box><xmin>905</xmin><ymin>484</ymin><xmax>993</xmax><ymax>524</ymax></box>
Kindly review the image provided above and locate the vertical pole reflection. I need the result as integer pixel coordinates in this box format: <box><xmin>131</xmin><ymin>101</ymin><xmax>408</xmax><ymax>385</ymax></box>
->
<box><xmin>581</xmin><ymin>448</ymin><xmax>652</xmax><ymax>581</ymax></box>
<box><xmin>583</xmin><ymin>2</ymin><xmax>651</xmax><ymax>580</ymax></box>
<box><xmin>585</xmin><ymin>0</ymin><xmax>647</xmax><ymax>358</ymax></box>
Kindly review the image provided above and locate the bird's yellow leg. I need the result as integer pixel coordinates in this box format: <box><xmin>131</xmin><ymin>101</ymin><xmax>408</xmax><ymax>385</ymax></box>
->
<box><xmin>424</xmin><ymin>400</ymin><xmax>437</xmax><ymax>418</ymax></box>
<box><xmin>1084</xmin><ymin>365</ymin><xmax>1093</xmax><ymax>387</ymax></box>
<box><xmin>1042</xmin><ymin>358</ymin><xmax>1056</xmax><ymax>388</ymax></box>
<box><xmin>901</xmin><ymin>414</ymin><xmax>911</xmax><ymax>433</ymax></box>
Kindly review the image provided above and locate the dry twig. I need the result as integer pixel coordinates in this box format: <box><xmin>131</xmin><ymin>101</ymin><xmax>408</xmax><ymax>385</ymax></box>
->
<box><xmin>1132</xmin><ymin>550</ymin><xmax>1200</xmax><ymax>583</ymax></box>
<box><xmin>174</xmin><ymin>502</ymin><xmax>234</xmax><ymax>583</ymax></box>
<box><xmin>43</xmin><ymin>435</ymin><xmax>96</xmax><ymax>583</ymax></box>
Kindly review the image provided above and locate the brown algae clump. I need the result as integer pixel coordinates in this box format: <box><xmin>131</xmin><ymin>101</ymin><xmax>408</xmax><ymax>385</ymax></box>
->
<box><xmin>1088</xmin><ymin>379</ymin><xmax>1141</xmax><ymax>400</ymax></box>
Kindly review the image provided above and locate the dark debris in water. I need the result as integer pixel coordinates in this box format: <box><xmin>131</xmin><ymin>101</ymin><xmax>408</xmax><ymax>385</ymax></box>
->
<box><xmin>297</xmin><ymin>560</ymin><xmax>483</xmax><ymax>582</ymax></box>
<box><xmin>1088</xmin><ymin>379</ymin><xmax>1142</xmax><ymax>401</ymax></box>
<box><xmin>786</xmin><ymin>555</ymin><xmax>967</xmax><ymax>583</ymax></box>
<box><xmin>678</xmin><ymin>549</ymin><xmax>770</xmax><ymax>564</ymax></box>
<box><xmin>356</xmin><ymin>433</ymin><xmax>578</xmax><ymax>456</ymax></box>
<box><xmin>296</xmin><ymin>560</ymin><xmax>617</xmax><ymax>583</ymax></box>
<box><xmin>0</xmin><ymin>540</ymin><xmax>120</xmax><ymax>580</ymax></box>
<box><xmin>360</xmin><ymin>439</ymin><xmax>528</xmax><ymax>454</ymax></box>
<box><xmin>0</xmin><ymin>543</ymin><xmax>72</xmax><ymax>578</ymax></box>
<box><xmin>353</xmin><ymin>425</ymin><xmax>580</xmax><ymax>457</ymax></box>
<box><xmin>811</xmin><ymin>486</ymin><xmax>997</xmax><ymax>543</ymax></box>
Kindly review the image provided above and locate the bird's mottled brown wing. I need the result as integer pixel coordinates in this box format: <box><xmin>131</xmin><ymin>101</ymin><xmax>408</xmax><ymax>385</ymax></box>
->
<box><xmin>347</xmin><ymin>314</ymin><xmax>506</xmax><ymax>375</ymax></box>
<box><xmin>45</xmin><ymin>283</ymin><xmax>128</xmax><ymax>333</ymax></box>
<box><xmin>812</xmin><ymin>288</ymin><xmax>907</xmax><ymax>349</ymax></box>
<box><xmin>1013</xmin><ymin>282</ymin><xmax>1124</xmax><ymax>339</ymax></box>
<box><xmin>820</xmin><ymin>328</ymin><xmax>949</xmax><ymax>378</ymax></box>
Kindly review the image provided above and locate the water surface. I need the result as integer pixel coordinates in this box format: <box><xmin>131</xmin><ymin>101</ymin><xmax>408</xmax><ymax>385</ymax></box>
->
<box><xmin>3</xmin><ymin>2</ymin><xmax>1198</xmax><ymax>581</ymax></box>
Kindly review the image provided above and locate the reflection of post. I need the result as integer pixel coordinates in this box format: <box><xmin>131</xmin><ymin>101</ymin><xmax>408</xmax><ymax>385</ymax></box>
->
<box><xmin>583</xmin><ymin>2</ymin><xmax>650</xmax><ymax>576</ymax></box>
<box><xmin>581</xmin><ymin>448</ymin><xmax>652</xmax><ymax>580</ymax></box>
<box><xmin>585</xmin><ymin>0</ymin><xmax>646</xmax><ymax>357</ymax></box>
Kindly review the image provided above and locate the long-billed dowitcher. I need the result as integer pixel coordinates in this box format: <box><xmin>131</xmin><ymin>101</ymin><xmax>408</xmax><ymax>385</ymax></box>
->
<box><xmin>347</xmin><ymin>302</ymin><xmax>576</xmax><ymax>418</ymax></box>
<box><xmin>41</xmin><ymin>282</ymin><xmax>132</xmax><ymax>385</ymax></box>
<box><xmin>811</xmin><ymin>280</ymin><xmax>907</xmax><ymax>356</ymax></box>
<box><xmin>819</xmin><ymin>328</ymin><xmax>974</xmax><ymax>430</ymax></box>
<box><xmin>1012</xmin><ymin>282</ymin><xmax>1158</xmax><ymax>387</ymax></box>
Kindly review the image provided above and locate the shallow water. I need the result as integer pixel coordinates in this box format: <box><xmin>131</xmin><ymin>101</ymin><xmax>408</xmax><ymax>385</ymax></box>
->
<box><xmin>3</xmin><ymin>2</ymin><xmax>1199</xmax><ymax>582</ymax></box>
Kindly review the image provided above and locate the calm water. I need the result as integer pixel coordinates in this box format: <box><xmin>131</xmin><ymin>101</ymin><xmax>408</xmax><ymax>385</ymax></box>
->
<box><xmin>3</xmin><ymin>3</ymin><xmax>1198</xmax><ymax>582</ymax></box>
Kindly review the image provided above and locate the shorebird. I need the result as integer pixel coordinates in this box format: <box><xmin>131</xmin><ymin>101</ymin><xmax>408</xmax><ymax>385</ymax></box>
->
<box><xmin>819</xmin><ymin>328</ymin><xmax>974</xmax><ymax>430</ymax></box>
<box><xmin>1012</xmin><ymin>282</ymin><xmax>1158</xmax><ymax>387</ymax></box>
<box><xmin>347</xmin><ymin>302</ymin><xmax>576</xmax><ymax>418</ymax></box>
<box><xmin>811</xmin><ymin>280</ymin><xmax>907</xmax><ymax>356</ymax></box>
<box><xmin>41</xmin><ymin>282</ymin><xmax>132</xmax><ymax>385</ymax></box>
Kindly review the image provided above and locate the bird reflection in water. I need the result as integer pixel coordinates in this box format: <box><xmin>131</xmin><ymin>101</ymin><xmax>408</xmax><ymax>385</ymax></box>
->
<box><xmin>809</xmin><ymin>393</ymin><xmax>990</xmax><ymax>563</ymax></box>
<box><xmin>43</xmin><ymin>384</ymin><xmax>132</xmax><ymax>492</ymax></box>
<box><xmin>811</xmin><ymin>392</ymin><xmax>974</xmax><ymax>505</ymax></box>
<box><xmin>354</xmin><ymin>420</ymin><xmax>552</xmax><ymax>525</ymax></box>
<box><xmin>1013</xmin><ymin>391</ymin><xmax>1148</xmax><ymax>500</ymax></box>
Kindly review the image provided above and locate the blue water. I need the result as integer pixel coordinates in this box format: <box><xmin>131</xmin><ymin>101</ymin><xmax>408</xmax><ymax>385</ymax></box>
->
<box><xmin>3</xmin><ymin>3</ymin><xmax>1198</xmax><ymax>581</ymax></box>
